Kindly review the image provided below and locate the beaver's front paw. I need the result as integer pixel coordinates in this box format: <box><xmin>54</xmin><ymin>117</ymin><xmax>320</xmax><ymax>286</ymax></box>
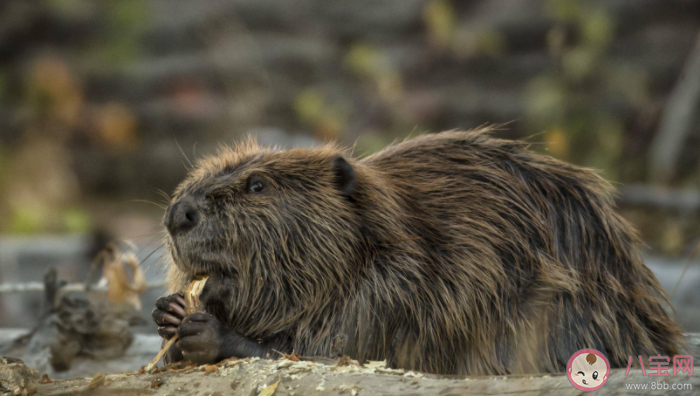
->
<box><xmin>176</xmin><ymin>312</ymin><xmax>224</xmax><ymax>365</ymax></box>
<box><xmin>152</xmin><ymin>292</ymin><xmax>188</xmax><ymax>339</ymax></box>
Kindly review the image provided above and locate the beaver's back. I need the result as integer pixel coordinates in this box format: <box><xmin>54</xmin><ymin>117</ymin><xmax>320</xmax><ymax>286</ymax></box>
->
<box><xmin>356</xmin><ymin>130</ymin><xmax>683</xmax><ymax>373</ymax></box>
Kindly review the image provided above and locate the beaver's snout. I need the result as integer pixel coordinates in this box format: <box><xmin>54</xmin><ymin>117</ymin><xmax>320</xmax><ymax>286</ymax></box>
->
<box><xmin>165</xmin><ymin>195</ymin><xmax>200</xmax><ymax>236</ymax></box>
<box><xmin>165</xmin><ymin>195</ymin><xmax>236</xmax><ymax>277</ymax></box>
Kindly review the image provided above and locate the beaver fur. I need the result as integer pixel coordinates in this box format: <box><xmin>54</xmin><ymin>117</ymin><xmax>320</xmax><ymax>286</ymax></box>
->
<box><xmin>153</xmin><ymin>128</ymin><xmax>684</xmax><ymax>375</ymax></box>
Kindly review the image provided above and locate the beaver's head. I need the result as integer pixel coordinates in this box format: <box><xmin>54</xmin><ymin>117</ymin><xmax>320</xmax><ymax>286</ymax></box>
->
<box><xmin>164</xmin><ymin>140</ymin><xmax>362</xmax><ymax>322</ymax></box>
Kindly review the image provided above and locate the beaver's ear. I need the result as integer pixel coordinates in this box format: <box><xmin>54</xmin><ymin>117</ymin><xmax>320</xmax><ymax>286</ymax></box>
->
<box><xmin>331</xmin><ymin>155</ymin><xmax>355</xmax><ymax>196</ymax></box>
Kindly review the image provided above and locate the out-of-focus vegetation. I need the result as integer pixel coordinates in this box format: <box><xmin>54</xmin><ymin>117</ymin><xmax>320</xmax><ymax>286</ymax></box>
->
<box><xmin>0</xmin><ymin>0</ymin><xmax>147</xmax><ymax>234</ymax></box>
<box><xmin>528</xmin><ymin>1</ymin><xmax>629</xmax><ymax>177</ymax></box>
<box><xmin>0</xmin><ymin>0</ymin><xmax>699</xmax><ymax>255</ymax></box>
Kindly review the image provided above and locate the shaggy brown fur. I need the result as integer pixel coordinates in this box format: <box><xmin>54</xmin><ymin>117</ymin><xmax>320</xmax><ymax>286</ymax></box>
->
<box><xmin>162</xmin><ymin>129</ymin><xmax>684</xmax><ymax>375</ymax></box>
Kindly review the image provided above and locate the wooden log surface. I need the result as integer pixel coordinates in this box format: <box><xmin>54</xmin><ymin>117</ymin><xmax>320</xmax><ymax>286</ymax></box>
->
<box><xmin>2</xmin><ymin>333</ymin><xmax>697</xmax><ymax>395</ymax></box>
<box><xmin>32</xmin><ymin>355</ymin><xmax>698</xmax><ymax>396</ymax></box>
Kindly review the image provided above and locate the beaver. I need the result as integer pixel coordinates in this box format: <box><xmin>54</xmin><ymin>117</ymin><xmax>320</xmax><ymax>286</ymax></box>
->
<box><xmin>151</xmin><ymin>129</ymin><xmax>684</xmax><ymax>375</ymax></box>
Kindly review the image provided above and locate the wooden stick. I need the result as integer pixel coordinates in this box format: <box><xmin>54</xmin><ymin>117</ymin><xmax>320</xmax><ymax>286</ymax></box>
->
<box><xmin>145</xmin><ymin>276</ymin><xmax>208</xmax><ymax>372</ymax></box>
<box><xmin>145</xmin><ymin>336</ymin><xmax>177</xmax><ymax>372</ymax></box>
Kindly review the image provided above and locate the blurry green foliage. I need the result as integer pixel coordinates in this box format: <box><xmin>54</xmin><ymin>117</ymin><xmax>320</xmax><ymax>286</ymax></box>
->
<box><xmin>46</xmin><ymin>0</ymin><xmax>92</xmax><ymax>17</ymax></box>
<box><xmin>525</xmin><ymin>77</ymin><xmax>566</xmax><ymax>126</ymax></box>
<box><xmin>8</xmin><ymin>208</ymin><xmax>46</xmax><ymax>235</ymax></box>
<box><xmin>604</xmin><ymin>65</ymin><xmax>650</xmax><ymax>107</ymax></box>
<box><xmin>424</xmin><ymin>0</ymin><xmax>457</xmax><ymax>49</ymax></box>
<box><xmin>293</xmin><ymin>88</ymin><xmax>346</xmax><ymax>141</ymax></box>
<box><xmin>343</xmin><ymin>42</ymin><xmax>422</xmax><ymax>148</ymax></box>
<box><xmin>109</xmin><ymin>0</ymin><xmax>147</xmax><ymax>29</ymax></box>
<box><xmin>453</xmin><ymin>27</ymin><xmax>507</xmax><ymax>59</ymax></box>
<box><xmin>82</xmin><ymin>0</ymin><xmax>147</xmax><ymax>66</ymax></box>
<box><xmin>345</xmin><ymin>43</ymin><xmax>403</xmax><ymax>102</ymax></box>
<box><xmin>62</xmin><ymin>208</ymin><xmax>92</xmax><ymax>233</ymax></box>
<box><xmin>25</xmin><ymin>55</ymin><xmax>83</xmax><ymax>125</ymax></box>
<box><xmin>0</xmin><ymin>69</ymin><xmax>6</xmax><ymax>104</ymax></box>
<box><xmin>345</xmin><ymin>44</ymin><xmax>380</xmax><ymax>78</ymax></box>
<box><xmin>355</xmin><ymin>132</ymin><xmax>393</xmax><ymax>157</ymax></box>
<box><xmin>7</xmin><ymin>207</ymin><xmax>91</xmax><ymax>235</ymax></box>
<box><xmin>545</xmin><ymin>0</ymin><xmax>582</xmax><ymax>22</ymax></box>
<box><xmin>562</xmin><ymin>47</ymin><xmax>596</xmax><ymax>81</ymax></box>
<box><xmin>0</xmin><ymin>145</ymin><xmax>6</xmax><ymax>189</ymax></box>
<box><xmin>596</xmin><ymin>117</ymin><xmax>624</xmax><ymax>155</ymax></box>
<box><xmin>294</xmin><ymin>89</ymin><xmax>324</xmax><ymax>124</ymax></box>
<box><xmin>525</xmin><ymin>0</ymin><xmax>649</xmax><ymax>180</ymax></box>
<box><xmin>423</xmin><ymin>0</ymin><xmax>507</xmax><ymax>59</ymax></box>
<box><xmin>103</xmin><ymin>0</ymin><xmax>147</xmax><ymax>62</ymax></box>
<box><xmin>581</xmin><ymin>9</ymin><xmax>614</xmax><ymax>48</ymax></box>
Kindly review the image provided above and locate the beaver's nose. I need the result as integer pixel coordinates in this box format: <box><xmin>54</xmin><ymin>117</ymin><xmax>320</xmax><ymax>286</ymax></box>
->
<box><xmin>165</xmin><ymin>196</ymin><xmax>200</xmax><ymax>236</ymax></box>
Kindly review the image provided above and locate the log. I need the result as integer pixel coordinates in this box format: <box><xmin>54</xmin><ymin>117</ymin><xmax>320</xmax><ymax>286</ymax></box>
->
<box><xmin>24</xmin><ymin>333</ymin><xmax>700</xmax><ymax>396</ymax></box>
<box><xmin>2</xmin><ymin>334</ymin><xmax>698</xmax><ymax>395</ymax></box>
<box><xmin>29</xmin><ymin>356</ymin><xmax>699</xmax><ymax>396</ymax></box>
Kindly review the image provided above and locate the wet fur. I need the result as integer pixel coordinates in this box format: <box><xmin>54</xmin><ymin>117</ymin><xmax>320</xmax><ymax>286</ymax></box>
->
<box><xmin>165</xmin><ymin>129</ymin><xmax>684</xmax><ymax>375</ymax></box>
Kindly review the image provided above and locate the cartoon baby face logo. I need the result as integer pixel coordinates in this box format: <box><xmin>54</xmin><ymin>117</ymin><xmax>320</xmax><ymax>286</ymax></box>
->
<box><xmin>567</xmin><ymin>349</ymin><xmax>610</xmax><ymax>391</ymax></box>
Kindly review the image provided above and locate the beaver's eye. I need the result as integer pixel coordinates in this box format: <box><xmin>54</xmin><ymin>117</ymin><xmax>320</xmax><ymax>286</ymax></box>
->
<box><xmin>249</xmin><ymin>180</ymin><xmax>265</xmax><ymax>193</ymax></box>
<box><xmin>592</xmin><ymin>371</ymin><xmax>598</xmax><ymax>380</ymax></box>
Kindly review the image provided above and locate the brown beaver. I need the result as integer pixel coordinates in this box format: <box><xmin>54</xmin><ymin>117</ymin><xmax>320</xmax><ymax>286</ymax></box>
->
<box><xmin>151</xmin><ymin>129</ymin><xmax>684</xmax><ymax>375</ymax></box>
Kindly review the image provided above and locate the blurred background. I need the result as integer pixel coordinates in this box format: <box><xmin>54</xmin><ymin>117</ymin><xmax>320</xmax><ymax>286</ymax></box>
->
<box><xmin>1</xmin><ymin>0</ymin><xmax>699</xmax><ymax>345</ymax></box>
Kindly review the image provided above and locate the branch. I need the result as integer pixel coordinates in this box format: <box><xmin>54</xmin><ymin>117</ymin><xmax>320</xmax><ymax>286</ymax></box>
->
<box><xmin>0</xmin><ymin>281</ymin><xmax>166</xmax><ymax>294</ymax></box>
<box><xmin>617</xmin><ymin>184</ymin><xmax>700</xmax><ymax>212</ymax></box>
<box><xmin>650</xmin><ymin>31</ymin><xmax>700</xmax><ymax>183</ymax></box>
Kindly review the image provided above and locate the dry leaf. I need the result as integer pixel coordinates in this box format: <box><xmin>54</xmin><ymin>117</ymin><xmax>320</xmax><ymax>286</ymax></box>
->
<box><xmin>87</xmin><ymin>373</ymin><xmax>105</xmax><ymax>389</ymax></box>
<box><xmin>283</xmin><ymin>352</ymin><xmax>300</xmax><ymax>362</ymax></box>
<box><xmin>150</xmin><ymin>378</ymin><xmax>164</xmax><ymax>389</ymax></box>
<box><xmin>99</xmin><ymin>242</ymin><xmax>148</xmax><ymax>310</ymax></box>
<box><xmin>203</xmin><ymin>365</ymin><xmax>219</xmax><ymax>375</ymax></box>
<box><xmin>257</xmin><ymin>380</ymin><xmax>280</xmax><ymax>396</ymax></box>
<box><xmin>160</xmin><ymin>361</ymin><xmax>197</xmax><ymax>373</ymax></box>
<box><xmin>96</xmin><ymin>102</ymin><xmax>138</xmax><ymax>150</ymax></box>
